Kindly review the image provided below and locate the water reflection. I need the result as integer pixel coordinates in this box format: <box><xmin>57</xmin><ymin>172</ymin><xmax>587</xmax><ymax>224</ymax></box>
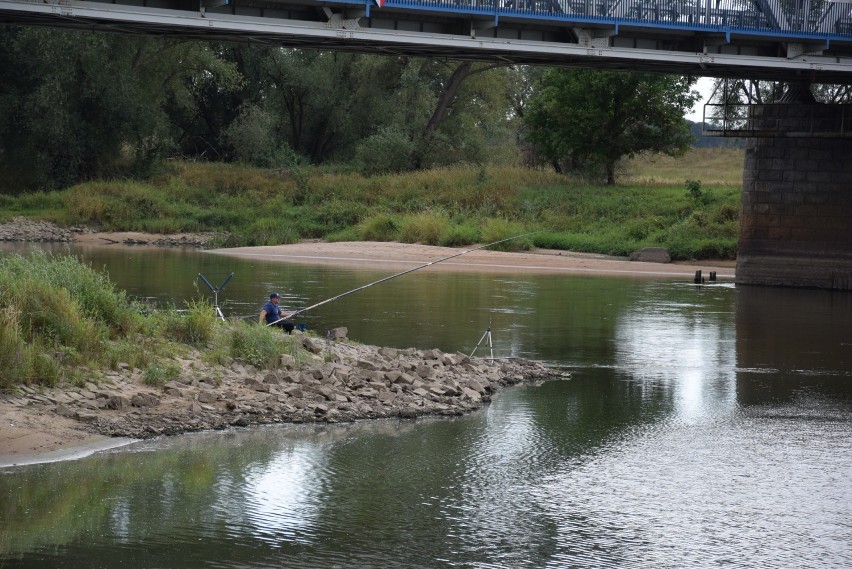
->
<box><xmin>614</xmin><ymin>282</ymin><xmax>738</xmax><ymax>422</ymax></box>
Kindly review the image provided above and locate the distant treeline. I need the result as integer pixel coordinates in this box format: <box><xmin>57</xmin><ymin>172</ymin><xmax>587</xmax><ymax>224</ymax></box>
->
<box><xmin>0</xmin><ymin>26</ymin><xmax>708</xmax><ymax>192</ymax></box>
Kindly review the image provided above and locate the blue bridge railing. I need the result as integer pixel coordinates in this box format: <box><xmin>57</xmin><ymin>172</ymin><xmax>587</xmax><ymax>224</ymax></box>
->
<box><xmin>373</xmin><ymin>0</ymin><xmax>852</xmax><ymax>41</ymax></box>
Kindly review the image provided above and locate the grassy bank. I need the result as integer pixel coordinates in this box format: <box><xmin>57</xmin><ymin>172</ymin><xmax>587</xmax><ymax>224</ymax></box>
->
<box><xmin>0</xmin><ymin>253</ymin><xmax>310</xmax><ymax>389</ymax></box>
<box><xmin>0</xmin><ymin>148</ymin><xmax>744</xmax><ymax>260</ymax></box>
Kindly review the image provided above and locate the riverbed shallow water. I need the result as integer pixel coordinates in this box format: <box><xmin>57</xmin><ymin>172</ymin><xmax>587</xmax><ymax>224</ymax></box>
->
<box><xmin>1</xmin><ymin>243</ymin><xmax>850</xmax><ymax>567</ymax></box>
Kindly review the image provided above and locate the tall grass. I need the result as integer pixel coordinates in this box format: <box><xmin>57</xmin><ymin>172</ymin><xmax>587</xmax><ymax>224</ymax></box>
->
<box><xmin>5</xmin><ymin>149</ymin><xmax>744</xmax><ymax>259</ymax></box>
<box><xmin>0</xmin><ymin>252</ymin><xmax>143</xmax><ymax>386</ymax></box>
<box><xmin>0</xmin><ymin>253</ymin><xmax>314</xmax><ymax>388</ymax></box>
<box><xmin>224</xmin><ymin>321</ymin><xmax>300</xmax><ymax>369</ymax></box>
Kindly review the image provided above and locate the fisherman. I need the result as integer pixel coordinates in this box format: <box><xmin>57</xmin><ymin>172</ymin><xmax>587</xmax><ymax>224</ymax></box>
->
<box><xmin>259</xmin><ymin>292</ymin><xmax>295</xmax><ymax>334</ymax></box>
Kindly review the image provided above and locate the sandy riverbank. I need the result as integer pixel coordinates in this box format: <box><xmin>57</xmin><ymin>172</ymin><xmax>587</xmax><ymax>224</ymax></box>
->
<box><xmin>209</xmin><ymin>241</ymin><xmax>736</xmax><ymax>279</ymax></box>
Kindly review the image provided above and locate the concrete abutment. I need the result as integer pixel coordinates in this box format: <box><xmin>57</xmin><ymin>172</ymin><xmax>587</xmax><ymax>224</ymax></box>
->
<box><xmin>737</xmin><ymin>103</ymin><xmax>852</xmax><ymax>290</ymax></box>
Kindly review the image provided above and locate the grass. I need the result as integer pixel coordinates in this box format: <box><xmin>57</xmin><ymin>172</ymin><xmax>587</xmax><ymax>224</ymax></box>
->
<box><xmin>622</xmin><ymin>148</ymin><xmax>744</xmax><ymax>186</ymax></box>
<box><xmin>3</xmin><ymin>148</ymin><xmax>745</xmax><ymax>260</ymax></box>
<box><xmin>0</xmin><ymin>253</ymin><xmax>316</xmax><ymax>389</ymax></box>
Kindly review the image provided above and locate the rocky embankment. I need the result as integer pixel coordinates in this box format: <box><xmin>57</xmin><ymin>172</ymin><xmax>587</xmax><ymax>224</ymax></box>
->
<box><xmin>0</xmin><ymin>216</ymin><xmax>220</xmax><ymax>247</ymax></box>
<box><xmin>2</xmin><ymin>334</ymin><xmax>561</xmax><ymax>440</ymax></box>
<box><xmin>0</xmin><ymin>217</ymin><xmax>75</xmax><ymax>242</ymax></box>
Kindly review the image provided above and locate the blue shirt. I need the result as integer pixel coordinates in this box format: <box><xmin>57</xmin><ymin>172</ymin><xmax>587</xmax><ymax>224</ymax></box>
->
<box><xmin>262</xmin><ymin>301</ymin><xmax>283</xmax><ymax>324</ymax></box>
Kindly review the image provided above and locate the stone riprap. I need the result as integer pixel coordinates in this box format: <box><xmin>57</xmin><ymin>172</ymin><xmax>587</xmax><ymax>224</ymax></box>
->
<box><xmin>0</xmin><ymin>216</ymin><xmax>221</xmax><ymax>248</ymax></box>
<box><xmin>2</xmin><ymin>336</ymin><xmax>560</xmax><ymax>440</ymax></box>
<box><xmin>0</xmin><ymin>217</ymin><xmax>74</xmax><ymax>242</ymax></box>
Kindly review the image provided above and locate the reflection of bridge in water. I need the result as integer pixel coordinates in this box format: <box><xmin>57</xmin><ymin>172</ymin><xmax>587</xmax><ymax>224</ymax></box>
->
<box><xmin>3</xmin><ymin>0</ymin><xmax>852</xmax><ymax>288</ymax></box>
<box><xmin>2</xmin><ymin>0</ymin><xmax>852</xmax><ymax>81</ymax></box>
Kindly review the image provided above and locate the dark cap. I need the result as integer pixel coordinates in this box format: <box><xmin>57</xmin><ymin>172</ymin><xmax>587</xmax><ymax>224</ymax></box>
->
<box><xmin>270</xmin><ymin>292</ymin><xmax>281</xmax><ymax>299</ymax></box>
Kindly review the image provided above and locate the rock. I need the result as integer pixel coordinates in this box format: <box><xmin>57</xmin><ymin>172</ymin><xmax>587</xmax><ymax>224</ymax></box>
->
<box><xmin>55</xmin><ymin>404</ymin><xmax>76</xmax><ymax>418</ymax></box>
<box><xmin>131</xmin><ymin>393</ymin><xmax>160</xmax><ymax>408</ymax></box>
<box><xmin>302</xmin><ymin>337</ymin><xmax>324</xmax><ymax>354</ymax></box>
<box><xmin>356</xmin><ymin>359</ymin><xmax>380</xmax><ymax>371</ymax></box>
<box><xmin>396</xmin><ymin>373</ymin><xmax>417</xmax><ymax>386</ymax></box>
<box><xmin>280</xmin><ymin>354</ymin><xmax>296</xmax><ymax>368</ymax></box>
<box><xmin>75</xmin><ymin>412</ymin><xmax>99</xmax><ymax>424</ymax></box>
<box><xmin>164</xmin><ymin>387</ymin><xmax>184</xmax><ymax>397</ymax></box>
<box><xmin>424</xmin><ymin>349</ymin><xmax>442</xmax><ymax>360</ymax></box>
<box><xmin>316</xmin><ymin>386</ymin><xmax>335</xmax><ymax>401</ymax></box>
<box><xmin>629</xmin><ymin>247</ymin><xmax>671</xmax><ymax>263</ymax></box>
<box><xmin>189</xmin><ymin>402</ymin><xmax>204</xmax><ymax>414</ymax></box>
<box><xmin>377</xmin><ymin>391</ymin><xmax>396</xmax><ymax>403</ymax></box>
<box><xmin>244</xmin><ymin>378</ymin><xmax>269</xmax><ymax>392</ymax></box>
<box><xmin>328</xmin><ymin>327</ymin><xmax>348</xmax><ymax>340</ymax></box>
<box><xmin>264</xmin><ymin>372</ymin><xmax>282</xmax><ymax>385</ymax></box>
<box><xmin>283</xmin><ymin>385</ymin><xmax>303</xmax><ymax>398</ymax></box>
<box><xmin>197</xmin><ymin>391</ymin><xmax>217</xmax><ymax>404</ymax></box>
<box><xmin>461</xmin><ymin>387</ymin><xmax>482</xmax><ymax>402</ymax></box>
<box><xmin>416</xmin><ymin>365</ymin><xmax>434</xmax><ymax>379</ymax></box>
<box><xmin>105</xmin><ymin>396</ymin><xmax>130</xmax><ymax>410</ymax></box>
<box><xmin>377</xmin><ymin>347</ymin><xmax>398</xmax><ymax>359</ymax></box>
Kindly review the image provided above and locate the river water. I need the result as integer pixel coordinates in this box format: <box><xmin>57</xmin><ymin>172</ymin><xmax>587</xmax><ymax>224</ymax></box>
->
<box><xmin>1</xmin><ymin>244</ymin><xmax>850</xmax><ymax>568</ymax></box>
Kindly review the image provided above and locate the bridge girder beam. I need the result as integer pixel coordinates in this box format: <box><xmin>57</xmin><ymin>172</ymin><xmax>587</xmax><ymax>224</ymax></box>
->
<box><xmin>2</xmin><ymin>0</ymin><xmax>852</xmax><ymax>83</ymax></box>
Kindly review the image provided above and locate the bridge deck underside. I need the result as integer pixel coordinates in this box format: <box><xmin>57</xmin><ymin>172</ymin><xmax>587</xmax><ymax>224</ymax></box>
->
<box><xmin>2</xmin><ymin>0</ymin><xmax>852</xmax><ymax>82</ymax></box>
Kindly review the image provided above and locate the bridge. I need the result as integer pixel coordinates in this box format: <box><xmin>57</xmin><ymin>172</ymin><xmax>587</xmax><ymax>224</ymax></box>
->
<box><xmin>3</xmin><ymin>0</ymin><xmax>852</xmax><ymax>289</ymax></box>
<box><xmin>2</xmin><ymin>0</ymin><xmax>852</xmax><ymax>82</ymax></box>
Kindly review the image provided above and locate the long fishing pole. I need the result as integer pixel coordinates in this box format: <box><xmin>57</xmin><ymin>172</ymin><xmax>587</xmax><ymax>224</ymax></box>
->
<box><xmin>267</xmin><ymin>232</ymin><xmax>539</xmax><ymax>326</ymax></box>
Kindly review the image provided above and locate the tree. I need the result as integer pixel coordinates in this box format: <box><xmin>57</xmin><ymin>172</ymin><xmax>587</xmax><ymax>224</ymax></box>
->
<box><xmin>0</xmin><ymin>27</ymin><xmax>237</xmax><ymax>192</ymax></box>
<box><xmin>524</xmin><ymin>69</ymin><xmax>699</xmax><ymax>184</ymax></box>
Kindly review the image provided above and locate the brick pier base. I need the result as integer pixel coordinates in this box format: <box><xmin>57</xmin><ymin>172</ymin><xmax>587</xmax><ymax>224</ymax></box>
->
<box><xmin>737</xmin><ymin>104</ymin><xmax>852</xmax><ymax>289</ymax></box>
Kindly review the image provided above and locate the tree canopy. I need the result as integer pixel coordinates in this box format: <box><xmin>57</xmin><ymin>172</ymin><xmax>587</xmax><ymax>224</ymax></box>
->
<box><xmin>0</xmin><ymin>27</ymin><xmax>522</xmax><ymax>191</ymax></box>
<box><xmin>524</xmin><ymin>69</ymin><xmax>699</xmax><ymax>184</ymax></box>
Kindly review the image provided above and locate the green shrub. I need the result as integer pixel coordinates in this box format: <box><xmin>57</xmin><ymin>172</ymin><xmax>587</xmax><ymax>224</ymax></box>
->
<box><xmin>143</xmin><ymin>360</ymin><xmax>181</xmax><ymax>386</ymax></box>
<box><xmin>398</xmin><ymin>212</ymin><xmax>449</xmax><ymax>245</ymax></box>
<box><xmin>325</xmin><ymin>226</ymin><xmax>360</xmax><ymax>242</ymax></box>
<box><xmin>161</xmin><ymin>299</ymin><xmax>219</xmax><ymax>346</ymax></box>
<box><xmin>355</xmin><ymin>127</ymin><xmax>415</xmax><ymax>176</ymax></box>
<box><xmin>440</xmin><ymin>223</ymin><xmax>479</xmax><ymax>247</ymax></box>
<box><xmin>221</xmin><ymin>104</ymin><xmax>279</xmax><ymax>167</ymax></box>
<box><xmin>0</xmin><ymin>252</ymin><xmax>145</xmax><ymax>387</ymax></box>
<box><xmin>227</xmin><ymin>320</ymin><xmax>293</xmax><ymax>369</ymax></box>
<box><xmin>481</xmin><ymin>218</ymin><xmax>532</xmax><ymax>251</ymax></box>
<box><xmin>359</xmin><ymin>214</ymin><xmax>399</xmax><ymax>241</ymax></box>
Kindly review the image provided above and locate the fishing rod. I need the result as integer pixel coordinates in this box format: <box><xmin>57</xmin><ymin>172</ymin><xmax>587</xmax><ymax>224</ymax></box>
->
<box><xmin>267</xmin><ymin>232</ymin><xmax>539</xmax><ymax>326</ymax></box>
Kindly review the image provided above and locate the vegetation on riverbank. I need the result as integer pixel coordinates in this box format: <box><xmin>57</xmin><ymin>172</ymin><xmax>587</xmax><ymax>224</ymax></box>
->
<box><xmin>0</xmin><ymin>253</ymin><xmax>308</xmax><ymax>389</ymax></box>
<box><xmin>0</xmin><ymin>148</ymin><xmax>743</xmax><ymax>260</ymax></box>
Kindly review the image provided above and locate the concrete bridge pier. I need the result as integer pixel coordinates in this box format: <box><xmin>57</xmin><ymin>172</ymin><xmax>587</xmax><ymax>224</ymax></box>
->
<box><xmin>737</xmin><ymin>102</ymin><xmax>852</xmax><ymax>290</ymax></box>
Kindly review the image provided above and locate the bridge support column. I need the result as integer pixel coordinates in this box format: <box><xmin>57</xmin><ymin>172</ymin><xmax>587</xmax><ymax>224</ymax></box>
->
<box><xmin>737</xmin><ymin>104</ymin><xmax>852</xmax><ymax>289</ymax></box>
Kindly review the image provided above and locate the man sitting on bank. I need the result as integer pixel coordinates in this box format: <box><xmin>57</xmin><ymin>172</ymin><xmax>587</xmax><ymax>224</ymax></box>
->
<box><xmin>259</xmin><ymin>292</ymin><xmax>295</xmax><ymax>334</ymax></box>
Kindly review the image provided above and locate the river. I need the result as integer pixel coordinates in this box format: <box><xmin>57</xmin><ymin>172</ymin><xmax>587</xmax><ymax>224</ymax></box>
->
<box><xmin>1</xmin><ymin>243</ymin><xmax>850</xmax><ymax>568</ymax></box>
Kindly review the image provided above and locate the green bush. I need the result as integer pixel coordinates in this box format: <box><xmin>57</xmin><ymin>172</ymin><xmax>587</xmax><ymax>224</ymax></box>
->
<box><xmin>143</xmin><ymin>360</ymin><xmax>181</xmax><ymax>386</ymax></box>
<box><xmin>481</xmin><ymin>218</ymin><xmax>532</xmax><ymax>251</ymax></box>
<box><xmin>161</xmin><ymin>299</ymin><xmax>220</xmax><ymax>346</ymax></box>
<box><xmin>398</xmin><ymin>212</ymin><xmax>449</xmax><ymax>245</ymax></box>
<box><xmin>0</xmin><ymin>252</ymin><xmax>145</xmax><ymax>386</ymax></box>
<box><xmin>221</xmin><ymin>104</ymin><xmax>279</xmax><ymax>167</ymax></box>
<box><xmin>440</xmin><ymin>223</ymin><xmax>480</xmax><ymax>247</ymax></box>
<box><xmin>359</xmin><ymin>214</ymin><xmax>399</xmax><ymax>241</ymax></box>
<box><xmin>227</xmin><ymin>320</ymin><xmax>293</xmax><ymax>369</ymax></box>
<box><xmin>355</xmin><ymin>127</ymin><xmax>415</xmax><ymax>176</ymax></box>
